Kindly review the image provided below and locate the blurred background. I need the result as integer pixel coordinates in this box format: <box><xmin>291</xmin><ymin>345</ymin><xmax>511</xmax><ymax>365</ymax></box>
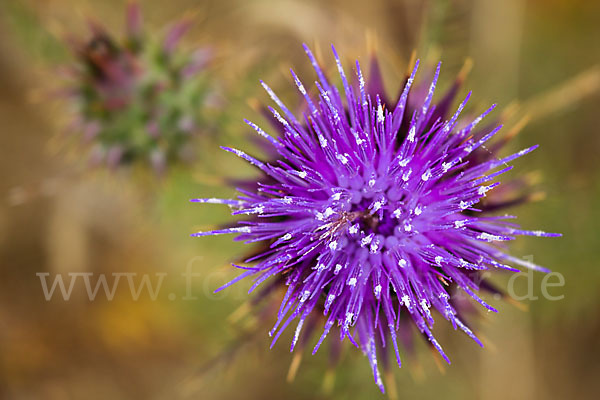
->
<box><xmin>0</xmin><ymin>0</ymin><xmax>599</xmax><ymax>399</ymax></box>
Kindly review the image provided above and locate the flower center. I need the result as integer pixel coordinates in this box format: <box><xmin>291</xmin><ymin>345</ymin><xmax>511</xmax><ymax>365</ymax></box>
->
<box><xmin>318</xmin><ymin>181</ymin><xmax>426</xmax><ymax>255</ymax></box>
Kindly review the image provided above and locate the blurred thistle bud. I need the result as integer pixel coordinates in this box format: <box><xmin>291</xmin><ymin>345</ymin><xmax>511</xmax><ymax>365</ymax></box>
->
<box><xmin>61</xmin><ymin>2</ymin><xmax>214</xmax><ymax>173</ymax></box>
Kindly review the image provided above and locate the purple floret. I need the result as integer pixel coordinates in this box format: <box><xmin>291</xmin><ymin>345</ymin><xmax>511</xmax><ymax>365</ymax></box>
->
<box><xmin>192</xmin><ymin>45</ymin><xmax>560</xmax><ymax>392</ymax></box>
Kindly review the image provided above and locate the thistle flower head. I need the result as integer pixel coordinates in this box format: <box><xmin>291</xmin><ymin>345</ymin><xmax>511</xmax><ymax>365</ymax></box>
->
<box><xmin>62</xmin><ymin>3</ymin><xmax>213</xmax><ymax>173</ymax></box>
<box><xmin>193</xmin><ymin>45</ymin><xmax>560</xmax><ymax>392</ymax></box>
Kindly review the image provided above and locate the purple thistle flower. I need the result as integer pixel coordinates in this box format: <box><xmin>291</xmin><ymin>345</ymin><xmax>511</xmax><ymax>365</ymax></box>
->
<box><xmin>193</xmin><ymin>45</ymin><xmax>560</xmax><ymax>392</ymax></box>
